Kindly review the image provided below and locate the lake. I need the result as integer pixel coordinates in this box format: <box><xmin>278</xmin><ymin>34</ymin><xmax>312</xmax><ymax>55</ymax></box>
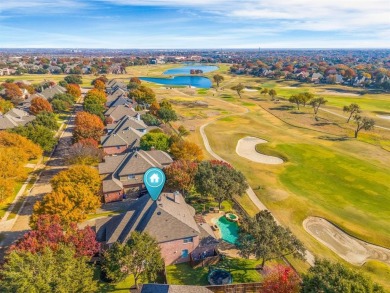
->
<box><xmin>163</xmin><ymin>65</ymin><xmax>218</xmax><ymax>75</ymax></box>
<box><xmin>140</xmin><ymin>76</ymin><xmax>212</xmax><ymax>88</ymax></box>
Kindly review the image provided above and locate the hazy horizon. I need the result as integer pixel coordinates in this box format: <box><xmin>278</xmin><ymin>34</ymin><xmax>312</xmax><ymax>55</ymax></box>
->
<box><xmin>1</xmin><ymin>0</ymin><xmax>389</xmax><ymax>49</ymax></box>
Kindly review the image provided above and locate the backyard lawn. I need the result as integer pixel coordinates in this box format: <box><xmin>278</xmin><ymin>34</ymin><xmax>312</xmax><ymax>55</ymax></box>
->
<box><xmin>166</xmin><ymin>257</ymin><xmax>265</xmax><ymax>286</ymax></box>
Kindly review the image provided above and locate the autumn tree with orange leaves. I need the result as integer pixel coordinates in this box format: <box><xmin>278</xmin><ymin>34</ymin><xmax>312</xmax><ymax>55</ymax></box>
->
<box><xmin>32</xmin><ymin>165</ymin><xmax>101</xmax><ymax>225</ymax></box>
<box><xmin>66</xmin><ymin>84</ymin><xmax>81</xmax><ymax>99</ymax></box>
<box><xmin>29</xmin><ymin>97</ymin><xmax>53</xmax><ymax>115</ymax></box>
<box><xmin>93</xmin><ymin>79</ymin><xmax>105</xmax><ymax>91</ymax></box>
<box><xmin>0</xmin><ymin>132</ymin><xmax>42</xmax><ymax>202</ymax></box>
<box><xmin>73</xmin><ymin>111</ymin><xmax>104</xmax><ymax>143</ymax></box>
<box><xmin>170</xmin><ymin>140</ymin><xmax>204</xmax><ymax>161</ymax></box>
<box><xmin>164</xmin><ymin>160</ymin><xmax>198</xmax><ymax>195</ymax></box>
<box><xmin>1</xmin><ymin>83</ymin><xmax>23</xmax><ymax>104</ymax></box>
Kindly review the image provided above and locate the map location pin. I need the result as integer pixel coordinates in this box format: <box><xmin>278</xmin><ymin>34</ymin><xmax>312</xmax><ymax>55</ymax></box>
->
<box><xmin>143</xmin><ymin>167</ymin><xmax>166</xmax><ymax>201</ymax></box>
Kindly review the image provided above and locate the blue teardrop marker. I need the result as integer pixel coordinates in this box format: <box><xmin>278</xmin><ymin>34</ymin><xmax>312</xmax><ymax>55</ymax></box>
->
<box><xmin>144</xmin><ymin>167</ymin><xmax>166</xmax><ymax>201</ymax></box>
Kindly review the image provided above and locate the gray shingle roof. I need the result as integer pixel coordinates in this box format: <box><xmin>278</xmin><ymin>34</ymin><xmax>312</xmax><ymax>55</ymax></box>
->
<box><xmin>104</xmin><ymin>104</ymin><xmax>144</xmax><ymax>121</ymax></box>
<box><xmin>117</xmin><ymin>150</ymin><xmax>172</xmax><ymax>176</ymax></box>
<box><xmin>0</xmin><ymin>108</ymin><xmax>36</xmax><ymax>130</ymax></box>
<box><xmin>38</xmin><ymin>85</ymin><xmax>66</xmax><ymax>100</ymax></box>
<box><xmin>100</xmin><ymin>128</ymin><xmax>143</xmax><ymax>148</ymax></box>
<box><xmin>96</xmin><ymin>192</ymin><xmax>200</xmax><ymax>245</ymax></box>
<box><xmin>102</xmin><ymin>179</ymin><xmax>122</xmax><ymax>193</ymax></box>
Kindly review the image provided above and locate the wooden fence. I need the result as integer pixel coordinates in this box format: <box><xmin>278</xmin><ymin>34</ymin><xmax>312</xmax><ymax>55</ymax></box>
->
<box><xmin>206</xmin><ymin>282</ymin><xmax>263</xmax><ymax>293</ymax></box>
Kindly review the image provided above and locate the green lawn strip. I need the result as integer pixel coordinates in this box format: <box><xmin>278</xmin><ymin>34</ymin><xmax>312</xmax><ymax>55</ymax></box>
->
<box><xmin>86</xmin><ymin>211</ymin><xmax>122</xmax><ymax>220</ymax></box>
<box><xmin>166</xmin><ymin>257</ymin><xmax>265</xmax><ymax>286</ymax></box>
<box><xmin>8</xmin><ymin>196</ymin><xmax>26</xmax><ymax>220</ymax></box>
<box><xmin>0</xmin><ymin>181</ymin><xmax>24</xmax><ymax>219</ymax></box>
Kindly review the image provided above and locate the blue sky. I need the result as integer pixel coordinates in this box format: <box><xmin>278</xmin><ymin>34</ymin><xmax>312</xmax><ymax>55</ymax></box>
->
<box><xmin>0</xmin><ymin>0</ymin><xmax>389</xmax><ymax>48</ymax></box>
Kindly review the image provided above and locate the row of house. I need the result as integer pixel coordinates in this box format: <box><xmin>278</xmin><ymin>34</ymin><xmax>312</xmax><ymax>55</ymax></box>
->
<box><xmin>95</xmin><ymin>80</ymin><xmax>219</xmax><ymax>267</ymax></box>
<box><xmin>0</xmin><ymin>81</ymin><xmax>67</xmax><ymax>125</ymax></box>
<box><xmin>0</xmin><ymin>108</ymin><xmax>35</xmax><ymax>130</ymax></box>
<box><xmin>98</xmin><ymin>80</ymin><xmax>160</xmax><ymax>202</ymax></box>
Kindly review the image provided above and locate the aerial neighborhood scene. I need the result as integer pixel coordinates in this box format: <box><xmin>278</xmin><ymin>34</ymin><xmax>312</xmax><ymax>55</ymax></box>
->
<box><xmin>0</xmin><ymin>1</ymin><xmax>389</xmax><ymax>292</ymax></box>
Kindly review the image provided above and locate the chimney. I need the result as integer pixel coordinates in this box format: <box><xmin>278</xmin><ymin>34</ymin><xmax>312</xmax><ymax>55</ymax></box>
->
<box><xmin>136</xmin><ymin>113</ymin><xmax>141</xmax><ymax>121</ymax></box>
<box><xmin>173</xmin><ymin>191</ymin><xmax>180</xmax><ymax>203</ymax></box>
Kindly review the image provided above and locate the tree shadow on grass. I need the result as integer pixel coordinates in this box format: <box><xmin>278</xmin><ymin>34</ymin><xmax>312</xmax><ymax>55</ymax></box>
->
<box><xmin>318</xmin><ymin>135</ymin><xmax>349</xmax><ymax>142</ymax></box>
<box><xmin>269</xmin><ymin>105</ymin><xmax>294</xmax><ymax>111</ymax></box>
<box><xmin>249</xmin><ymin>97</ymin><xmax>268</xmax><ymax>102</ymax></box>
<box><xmin>312</xmin><ymin>122</ymin><xmax>342</xmax><ymax>128</ymax></box>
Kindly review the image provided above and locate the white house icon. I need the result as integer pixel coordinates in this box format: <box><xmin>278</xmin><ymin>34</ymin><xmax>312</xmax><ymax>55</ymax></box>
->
<box><xmin>150</xmin><ymin>173</ymin><xmax>160</xmax><ymax>183</ymax></box>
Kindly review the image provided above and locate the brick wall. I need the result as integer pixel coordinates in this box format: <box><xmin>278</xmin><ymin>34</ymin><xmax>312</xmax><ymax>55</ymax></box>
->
<box><xmin>104</xmin><ymin>190</ymin><xmax>124</xmax><ymax>203</ymax></box>
<box><xmin>159</xmin><ymin>236</ymin><xmax>200</xmax><ymax>265</ymax></box>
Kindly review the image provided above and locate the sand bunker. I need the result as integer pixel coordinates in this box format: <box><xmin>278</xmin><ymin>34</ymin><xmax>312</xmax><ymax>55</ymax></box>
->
<box><xmin>236</xmin><ymin>137</ymin><xmax>283</xmax><ymax>165</ymax></box>
<box><xmin>377</xmin><ymin>115</ymin><xmax>390</xmax><ymax>120</ymax></box>
<box><xmin>304</xmin><ymin>217</ymin><xmax>390</xmax><ymax>266</ymax></box>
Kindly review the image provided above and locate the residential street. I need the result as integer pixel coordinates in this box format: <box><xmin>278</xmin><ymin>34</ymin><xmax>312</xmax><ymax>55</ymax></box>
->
<box><xmin>0</xmin><ymin>102</ymin><xmax>83</xmax><ymax>260</ymax></box>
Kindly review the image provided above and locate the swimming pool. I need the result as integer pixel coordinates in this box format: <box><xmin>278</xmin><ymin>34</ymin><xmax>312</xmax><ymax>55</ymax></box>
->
<box><xmin>216</xmin><ymin>216</ymin><xmax>239</xmax><ymax>244</ymax></box>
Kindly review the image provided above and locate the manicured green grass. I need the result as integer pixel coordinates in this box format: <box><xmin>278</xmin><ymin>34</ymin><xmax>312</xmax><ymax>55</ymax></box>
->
<box><xmin>166</xmin><ymin>257</ymin><xmax>264</xmax><ymax>286</ymax></box>
<box><xmin>277</xmin><ymin>143</ymin><xmax>390</xmax><ymax>246</ymax></box>
<box><xmin>255</xmin><ymin>144</ymin><xmax>289</xmax><ymax>162</ymax></box>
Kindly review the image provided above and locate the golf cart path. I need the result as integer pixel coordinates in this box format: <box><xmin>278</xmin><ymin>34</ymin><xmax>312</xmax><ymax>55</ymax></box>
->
<box><xmin>236</xmin><ymin>137</ymin><xmax>284</xmax><ymax>164</ymax></box>
<box><xmin>304</xmin><ymin>217</ymin><xmax>390</xmax><ymax>266</ymax></box>
<box><xmin>199</xmin><ymin>105</ymin><xmax>315</xmax><ymax>266</ymax></box>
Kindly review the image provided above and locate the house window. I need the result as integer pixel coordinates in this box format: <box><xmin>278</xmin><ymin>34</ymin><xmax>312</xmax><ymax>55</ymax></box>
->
<box><xmin>183</xmin><ymin>237</ymin><xmax>193</xmax><ymax>244</ymax></box>
<box><xmin>116</xmin><ymin>146</ymin><xmax>121</xmax><ymax>149</ymax></box>
<box><xmin>128</xmin><ymin>175</ymin><xmax>135</xmax><ymax>180</ymax></box>
<box><xmin>181</xmin><ymin>249</ymin><xmax>189</xmax><ymax>258</ymax></box>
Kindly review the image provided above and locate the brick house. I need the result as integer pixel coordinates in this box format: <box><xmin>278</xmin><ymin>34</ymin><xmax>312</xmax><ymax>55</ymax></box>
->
<box><xmin>98</xmin><ymin>150</ymin><xmax>173</xmax><ymax>202</ymax></box>
<box><xmin>96</xmin><ymin>192</ymin><xmax>218</xmax><ymax>265</ymax></box>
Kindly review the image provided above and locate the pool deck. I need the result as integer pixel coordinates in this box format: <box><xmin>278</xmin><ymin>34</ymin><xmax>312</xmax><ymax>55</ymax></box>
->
<box><xmin>203</xmin><ymin>212</ymin><xmax>242</xmax><ymax>258</ymax></box>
